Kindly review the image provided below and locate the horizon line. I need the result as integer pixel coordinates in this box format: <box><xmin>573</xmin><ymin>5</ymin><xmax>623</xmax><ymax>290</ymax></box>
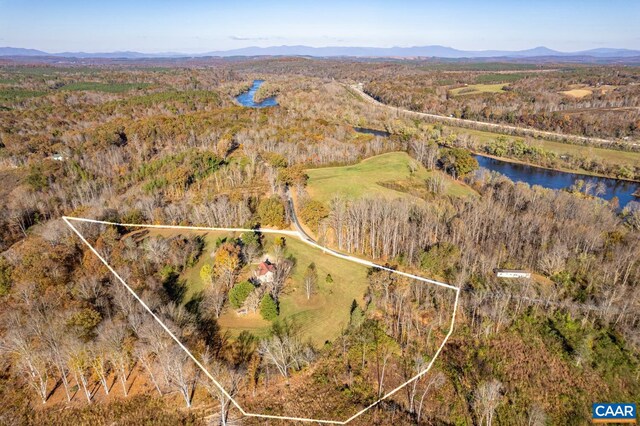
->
<box><xmin>2</xmin><ymin>43</ymin><xmax>639</xmax><ymax>56</ymax></box>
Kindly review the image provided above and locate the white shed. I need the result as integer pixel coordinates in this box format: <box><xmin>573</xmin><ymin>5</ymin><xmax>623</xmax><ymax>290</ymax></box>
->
<box><xmin>495</xmin><ymin>269</ymin><xmax>531</xmax><ymax>279</ymax></box>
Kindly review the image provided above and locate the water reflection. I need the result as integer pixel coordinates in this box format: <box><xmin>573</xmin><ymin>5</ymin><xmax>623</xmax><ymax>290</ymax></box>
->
<box><xmin>236</xmin><ymin>80</ymin><xmax>278</xmax><ymax>108</ymax></box>
<box><xmin>475</xmin><ymin>155</ymin><xmax>639</xmax><ymax>209</ymax></box>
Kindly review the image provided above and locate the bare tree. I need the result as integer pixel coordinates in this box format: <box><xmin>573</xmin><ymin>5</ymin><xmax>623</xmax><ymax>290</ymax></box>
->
<box><xmin>67</xmin><ymin>341</ymin><xmax>93</xmax><ymax>403</ymax></box>
<box><xmin>136</xmin><ymin>318</ymin><xmax>173</xmax><ymax>394</ymax></box>
<box><xmin>244</xmin><ymin>288</ymin><xmax>263</xmax><ymax>313</ymax></box>
<box><xmin>303</xmin><ymin>262</ymin><xmax>318</xmax><ymax>300</ymax></box>
<box><xmin>202</xmin><ymin>283</ymin><xmax>226</xmax><ymax>319</ymax></box>
<box><xmin>528</xmin><ymin>404</ymin><xmax>547</xmax><ymax>426</ymax></box>
<box><xmin>2</xmin><ymin>328</ymin><xmax>50</xmax><ymax>404</ymax></box>
<box><xmin>538</xmin><ymin>244</ymin><xmax>569</xmax><ymax>276</ymax></box>
<box><xmin>99</xmin><ymin>319</ymin><xmax>131</xmax><ymax>396</ymax></box>
<box><xmin>202</xmin><ymin>350</ymin><xmax>243</xmax><ymax>426</ymax></box>
<box><xmin>42</xmin><ymin>316</ymin><xmax>73</xmax><ymax>402</ymax></box>
<box><xmin>161</xmin><ymin>344</ymin><xmax>198</xmax><ymax>408</ymax></box>
<box><xmin>416</xmin><ymin>371</ymin><xmax>446</xmax><ymax>423</ymax></box>
<box><xmin>133</xmin><ymin>342</ymin><xmax>163</xmax><ymax>396</ymax></box>
<box><xmin>270</xmin><ymin>258</ymin><xmax>293</xmax><ymax>300</ymax></box>
<box><xmin>258</xmin><ymin>322</ymin><xmax>314</xmax><ymax>379</ymax></box>
<box><xmin>89</xmin><ymin>341</ymin><xmax>111</xmax><ymax>396</ymax></box>
<box><xmin>473</xmin><ymin>379</ymin><xmax>503</xmax><ymax>426</ymax></box>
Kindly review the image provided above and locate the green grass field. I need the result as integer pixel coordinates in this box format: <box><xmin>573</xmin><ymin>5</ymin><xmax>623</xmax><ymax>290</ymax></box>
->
<box><xmin>445</xmin><ymin>125</ymin><xmax>640</xmax><ymax>169</ymax></box>
<box><xmin>449</xmin><ymin>83</ymin><xmax>508</xmax><ymax>96</ymax></box>
<box><xmin>59</xmin><ymin>82</ymin><xmax>151</xmax><ymax>93</ymax></box>
<box><xmin>305</xmin><ymin>151</ymin><xmax>476</xmax><ymax>204</ymax></box>
<box><xmin>156</xmin><ymin>230</ymin><xmax>370</xmax><ymax>344</ymax></box>
<box><xmin>264</xmin><ymin>235</ymin><xmax>368</xmax><ymax>344</ymax></box>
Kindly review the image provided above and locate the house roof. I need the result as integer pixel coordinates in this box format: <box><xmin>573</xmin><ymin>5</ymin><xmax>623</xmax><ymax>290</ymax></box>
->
<box><xmin>257</xmin><ymin>260</ymin><xmax>276</xmax><ymax>276</ymax></box>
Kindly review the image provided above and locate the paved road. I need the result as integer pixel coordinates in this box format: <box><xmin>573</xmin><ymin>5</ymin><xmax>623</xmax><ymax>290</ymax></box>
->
<box><xmin>348</xmin><ymin>84</ymin><xmax>639</xmax><ymax>148</ymax></box>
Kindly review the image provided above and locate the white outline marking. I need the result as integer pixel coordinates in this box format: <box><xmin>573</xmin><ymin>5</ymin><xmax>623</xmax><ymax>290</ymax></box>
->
<box><xmin>63</xmin><ymin>216</ymin><xmax>459</xmax><ymax>424</ymax></box>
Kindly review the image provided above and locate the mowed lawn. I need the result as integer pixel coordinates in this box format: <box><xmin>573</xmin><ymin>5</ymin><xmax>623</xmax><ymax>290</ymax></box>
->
<box><xmin>306</xmin><ymin>151</ymin><xmax>475</xmax><ymax>204</ymax></box>
<box><xmin>449</xmin><ymin>83</ymin><xmax>507</xmax><ymax>96</ymax></box>
<box><xmin>164</xmin><ymin>231</ymin><xmax>370</xmax><ymax>345</ymax></box>
<box><xmin>445</xmin><ymin>125</ymin><xmax>640</xmax><ymax>169</ymax></box>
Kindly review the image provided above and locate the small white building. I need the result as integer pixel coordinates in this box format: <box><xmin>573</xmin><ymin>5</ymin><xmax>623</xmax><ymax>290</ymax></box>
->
<box><xmin>495</xmin><ymin>269</ymin><xmax>531</xmax><ymax>279</ymax></box>
<box><xmin>50</xmin><ymin>154</ymin><xmax>66</xmax><ymax>161</ymax></box>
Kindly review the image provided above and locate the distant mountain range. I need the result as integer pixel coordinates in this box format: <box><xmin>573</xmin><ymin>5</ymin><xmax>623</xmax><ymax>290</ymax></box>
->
<box><xmin>1</xmin><ymin>45</ymin><xmax>639</xmax><ymax>59</ymax></box>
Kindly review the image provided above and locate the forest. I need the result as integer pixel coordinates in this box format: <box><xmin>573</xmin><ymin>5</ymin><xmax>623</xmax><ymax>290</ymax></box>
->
<box><xmin>0</xmin><ymin>58</ymin><xmax>638</xmax><ymax>425</ymax></box>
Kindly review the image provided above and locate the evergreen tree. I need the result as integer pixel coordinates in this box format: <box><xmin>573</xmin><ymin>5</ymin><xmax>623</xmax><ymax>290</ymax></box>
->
<box><xmin>260</xmin><ymin>293</ymin><xmax>278</xmax><ymax>321</ymax></box>
<box><xmin>228</xmin><ymin>281</ymin><xmax>255</xmax><ymax>308</ymax></box>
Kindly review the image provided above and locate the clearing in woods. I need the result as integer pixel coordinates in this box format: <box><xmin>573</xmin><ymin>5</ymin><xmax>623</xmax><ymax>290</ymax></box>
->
<box><xmin>560</xmin><ymin>85</ymin><xmax>616</xmax><ymax>98</ymax></box>
<box><xmin>127</xmin><ymin>228</ymin><xmax>369</xmax><ymax>344</ymax></box>
<box><xmin>63</xmin><ymin>216</ymin><xmax>460</xmax><ymax>424</ymax></box>
<box><xmin>449</xmin><ymin>83</ymin><xmax>508</xmax><ymax>96</ymax></box>
<box><xmin>560</xmin><ymin>88</ymin><xmax>593</xmax><ymax>98</ymax></box>
<box><xmin>305</xmin><ymin>151</ymin><xmax>476</xmax><ymax>203</ymax></box>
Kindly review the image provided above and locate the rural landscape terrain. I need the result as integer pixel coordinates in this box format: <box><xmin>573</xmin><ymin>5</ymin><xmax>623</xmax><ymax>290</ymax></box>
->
<box><xmin>0</xmin><ymin>58</ymin><xmax>640</xmax><ymax>425</ymax></box>
<box><xmin>0</xmin><ymin>47</ymin><xmax>639</xmax><ymax>425</ymax></box>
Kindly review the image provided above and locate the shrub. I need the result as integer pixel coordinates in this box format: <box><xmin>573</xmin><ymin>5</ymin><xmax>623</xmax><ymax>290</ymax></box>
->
<box><xmin>67</xmin><ymin>308</ymin><xmax>102</xmax><ymax>339</ymax></box>
<box><xmin>200</xmin><ymin>263</ymin><xmax>213</xmax><ymax>285</ymax></box>
<box><xmin>26</xmin><ymin>165</ymin><xmax>48</xmax><ymax>191</ymax></box>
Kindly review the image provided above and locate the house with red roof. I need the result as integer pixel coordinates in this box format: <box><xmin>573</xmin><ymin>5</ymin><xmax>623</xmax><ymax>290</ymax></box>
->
<box><xmin>255</xmin><ymin>259</ymin><xmax>276</xmax><ymax>284</ymax></box>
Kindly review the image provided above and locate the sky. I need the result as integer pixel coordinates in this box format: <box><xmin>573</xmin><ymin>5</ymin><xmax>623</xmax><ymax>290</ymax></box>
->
<box><xmin>0</xmin><ymin>0</ymin><xmax>638</xmax><ymax>53</ymax></box>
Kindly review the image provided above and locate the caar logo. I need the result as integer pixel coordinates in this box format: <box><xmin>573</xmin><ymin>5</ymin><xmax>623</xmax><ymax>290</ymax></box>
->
<box><xmin>592</xmin><ymin>403</ymin><xmax>637</xmax><ymax>423</ymax></box>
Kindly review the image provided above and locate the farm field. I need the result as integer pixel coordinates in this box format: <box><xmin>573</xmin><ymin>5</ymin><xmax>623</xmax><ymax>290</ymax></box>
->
<box><xmin>444</xmin><ymin>125</ymin><xmax>640</xmax><ymax>168</ymax></box>
<box><xmin>560</xmin><ymin>85</ymin><xmax>616</xmax><ymax>98</ymax></box>
<box><xmin>560</xmin><ymin>88</ymin><xmax>593</xmax><ymax>98</ymax></box>
<box><xmin>305</xmin><ymin>151</ymin><xmax>476</xmax><ymax>203</ymax></box>
<box><xmin>449</xmin><ymin>83</ymin><xmax>507</xmax><ymax>96</ymax></box>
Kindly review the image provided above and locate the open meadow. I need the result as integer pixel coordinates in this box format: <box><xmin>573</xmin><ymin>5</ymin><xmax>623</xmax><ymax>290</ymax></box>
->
<box><xmin>449</xmin><ymin>83</ymin><xmax>508</xmax><ymax>96</ymax></box>
<box><xmin>305</xmin><ymin>151</ymin><xmax>476</xmax><ymax>203</ymax></box>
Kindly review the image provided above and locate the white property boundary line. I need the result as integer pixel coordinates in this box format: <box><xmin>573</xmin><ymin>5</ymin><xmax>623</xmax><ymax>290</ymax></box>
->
<box><xmin>62</xmin><ymin>216</ymin><xmax>460</xmax><ymax>424</ymax></box>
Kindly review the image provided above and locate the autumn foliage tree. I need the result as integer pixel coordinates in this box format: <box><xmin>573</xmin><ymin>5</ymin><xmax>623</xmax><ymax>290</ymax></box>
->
<box><xmin>299</xmin><ymin>200</ymin><xmax>329</xmax><ymax>232</ymax></box>
<box><xmin>439</xmin><ymin>147</ymin><xmax>478</xmax><ymax>179</ymax></box>
<box><xmin>213</xmin><ymin>242</ymin><xmax>242</xmax><ymax>288</ymax></box>
<box><xmin>257</xmin><ymin>196</ymin><xmax>287</xmax><ymax>228</ymax></box>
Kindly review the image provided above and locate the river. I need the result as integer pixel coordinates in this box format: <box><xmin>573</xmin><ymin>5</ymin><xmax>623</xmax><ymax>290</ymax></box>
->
<box><xmin>236</xmin><ymin>80</ymin><xmax>278</xmax><ymax>108</ymax></box>
<box><xmin>474</xmin><ymin>154</ymin><xmax>639</xmax><ymax>209</ymax></box>
<box><xmin>353</xmin><ymin>125</ymin><xmax>639</xmax><ymax>208</ymax></box>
